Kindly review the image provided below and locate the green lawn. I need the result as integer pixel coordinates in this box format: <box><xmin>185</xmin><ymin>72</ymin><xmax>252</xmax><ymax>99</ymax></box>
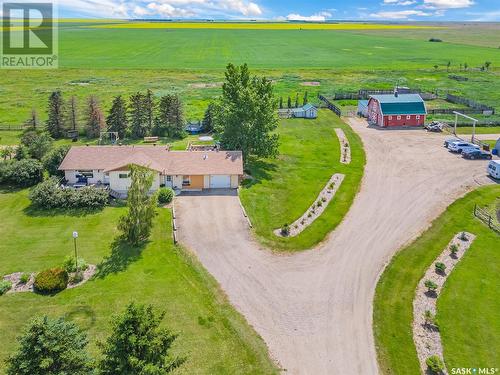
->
<box><xmin>373</xmin><ymin>185</ymin><xmax>500</xmax><ymax>375</ymax></box>
<box><xmin>0</xmin><ymin>190</ymin><xmax>277</xmax><ymax>374</ymax></box>
<box><xmin>455</xmin><ymin>126</ymin><xmax>500</xmax><ymax>135</ymax></box>
<box><xmin>0</xmin><ymin>131</ymin><xmax>22</xmax><ymax>145</ymax></box>
<box><xmin>239</xmin><ymin>110</ymin><xmax>365</xmax><ymax>251</ymax></box>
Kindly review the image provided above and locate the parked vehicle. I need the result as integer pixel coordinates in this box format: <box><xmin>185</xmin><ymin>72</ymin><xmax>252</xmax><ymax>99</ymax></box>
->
<box><xmin>462</xmin><ymin>149</ymin><xmax>492</xmax><ymax>160</ymax></box>
<box><xmin>444</xmin><ymin>137</ymin><xmax>461</xmax><ymax>148</ymax></box>
<box><xmin>424</xmin><ymin>121</ymin><xmax>443</xmax><ymax>132</ymax></box>
<box><xmin>487</xmin><ymin>160</ymin><xmax>500</xmax><ymax>179</ymax></box>
<box><xmin>448</xmin><ymin>141</ymin><xmax>479</xmax><ymax>154</ymax></box>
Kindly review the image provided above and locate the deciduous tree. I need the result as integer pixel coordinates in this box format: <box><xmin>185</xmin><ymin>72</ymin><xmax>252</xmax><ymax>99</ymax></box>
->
<box><xmin>118</xmin><ymin>164</ymin><xmax>157</xmax><ymax>245</ymax></box>
<box><xmin>214</xmin><ymin>63</ymin><xmax>279</xmax><ymax>161</ymax></box>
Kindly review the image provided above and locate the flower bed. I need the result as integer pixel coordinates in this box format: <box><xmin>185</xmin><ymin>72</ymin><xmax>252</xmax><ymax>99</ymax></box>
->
<box><xmin>412</xmin><ymin>232</ymin><xmax>475</xmax><ymax>374</ymax></box>
<box><xmin>334</xmin><ymin>128</ymin><xmax>351</xmax><ymax>164</ymax></box>
<box><xmin>274</xmin><ymin>173</ymin><xmax>344</xmax><ymax>237</ymax></box>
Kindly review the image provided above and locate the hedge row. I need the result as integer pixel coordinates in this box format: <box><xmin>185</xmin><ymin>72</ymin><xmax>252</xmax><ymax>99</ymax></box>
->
<box><xmin>0</xmin><ymin>159</ymin><xmax>44</xmax><ymax>187</ymax></box>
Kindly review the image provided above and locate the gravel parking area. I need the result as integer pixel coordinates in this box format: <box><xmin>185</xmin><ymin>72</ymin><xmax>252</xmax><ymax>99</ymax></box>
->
<box><xmin>176</xmin><ymin>119</ymin><xmax>497</xmax><ymax>374</ymax></box>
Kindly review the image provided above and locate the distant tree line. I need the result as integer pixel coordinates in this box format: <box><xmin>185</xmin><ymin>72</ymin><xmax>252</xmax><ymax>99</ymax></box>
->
<box><xmin>38</xmin><ymin>89</ymin><xmax>186</xmax><ymax>141</ymax></box>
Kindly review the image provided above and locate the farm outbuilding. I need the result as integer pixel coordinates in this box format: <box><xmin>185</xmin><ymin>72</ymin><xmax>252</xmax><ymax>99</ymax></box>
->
<box><xmin>367</xmin><ymin>92</ymin><xmax>427</xmax><ymax>127</ymax></box>
<box><xmin>357</xmin><ymin>100</ymin><xmax>368</xmax><ymax>117</ymax></box>
<box><xmin>278</xmin><ymin>104</ymin><xmax>318</xmax><ymax>119</ymax></box>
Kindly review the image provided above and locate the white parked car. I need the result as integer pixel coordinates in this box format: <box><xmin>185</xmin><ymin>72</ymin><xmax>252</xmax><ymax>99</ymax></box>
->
<box><xmin>487</xmin><ymin>160</ymin><xmax>500</xmax><ymax>179</ymax></box>
<box><xmin>448</xmin><ymin>141</ymin><xmax>479</xmax><ymax>154</ymax></box>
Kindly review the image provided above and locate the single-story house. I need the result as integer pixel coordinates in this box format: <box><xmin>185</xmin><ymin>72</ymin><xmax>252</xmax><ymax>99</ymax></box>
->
<box><xmin>58</xmin><ymin>146</ymin><xmax>243</xmax><ymax>196</ymax></box>
<box><xmin>367</xmin><ymin>92</ymin><xmax>427</xmax><ymax>127</ymax></box>
<box><xmin>292</xmin><ymin>103</ymin><xmax>318</xmax><ymax>119</ymax></box>
<box><xmin>357</xmin><ymin>100</ymin><xmax>369</xmax><ymax>117</ymax></box>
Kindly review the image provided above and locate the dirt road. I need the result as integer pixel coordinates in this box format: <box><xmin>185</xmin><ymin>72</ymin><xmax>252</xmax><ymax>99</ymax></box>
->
<box><xmin>176</xmin><ymin>120</ymin><xmax>497</xmax><ymax>375</ymax></box>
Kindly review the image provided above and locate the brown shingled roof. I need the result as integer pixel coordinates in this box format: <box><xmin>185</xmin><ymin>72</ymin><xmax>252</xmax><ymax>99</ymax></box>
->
<box><xmin>58</xmin><ymin>146</ymin><xmax>243</xmax><ymax>175</ymax></box>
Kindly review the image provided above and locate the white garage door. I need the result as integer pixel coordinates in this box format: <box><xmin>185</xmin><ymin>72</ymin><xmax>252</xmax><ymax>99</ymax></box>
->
<box><xmin>210</xmin><ymin>175</ymin><xmax>231</xmax><ymax>188</ymax></box>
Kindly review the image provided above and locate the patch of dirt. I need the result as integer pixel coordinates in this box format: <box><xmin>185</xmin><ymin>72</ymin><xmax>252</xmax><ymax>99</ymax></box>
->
<box><xmin>413</xmin><ymin>232</ymin><xmax>475</xmax><ymax>374</ymax></box>
<box><xmin>300</xmin><ymin>81</ymin><xmax>321</xmax><ymax>86</ymax></box>
<box><xmin>188</xmin><ymin>82</ymin><xmax>222</xmax><ymax>89</ymax></box>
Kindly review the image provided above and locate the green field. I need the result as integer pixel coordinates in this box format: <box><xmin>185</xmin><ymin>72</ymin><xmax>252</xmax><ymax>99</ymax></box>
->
<box><xmin>239</xmin><ymin>110</ymin><xmax>365</xmax><ymax>251</ymax></box>
<box><xmin>0</xmin><ymin>23</ymin><xmax>499</xmax><ymax>126</ymax></box>
<box><xmin>374</xmin><ymin>186</ymin><xmax>500</xmax><ymax>374</ymax></box>
<box><xmin>0</xmin><ymin>190</ymin><xmax>277</xmax><ymax>374</ymax></box>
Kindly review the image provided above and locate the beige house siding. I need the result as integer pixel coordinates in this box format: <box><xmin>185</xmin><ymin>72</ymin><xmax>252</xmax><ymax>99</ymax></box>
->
<box><xmin>65</xmin><ymin>170</ymin><xmax>105</xmax><ymax>184</ymax></box>
<box><xmin>231</xmin><ymin>175</ymin><xmax>239</xmax><ymax>188</ymax></box>
<box><xmin>109</xmin><ymin>171</ymin><xmax>160</xmax><ymax>193</ymax></box>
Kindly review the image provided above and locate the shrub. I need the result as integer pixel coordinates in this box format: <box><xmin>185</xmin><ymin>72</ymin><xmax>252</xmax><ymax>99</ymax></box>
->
<box><xmin>30</xmin><ymin>177</ymin><xmax>108</xmax><ymax>210</ymax></box>
<box><xmin>20</xmin><ymin>130</ymin><xmax>53</xmax><ymax>160</ymax></box>
<box><xmin>317</xmin><ymin>200</ymin><xmax>322</xmax><ymax>207</ymax></box>
<box><xmin>424</xmin><ymin>280</ymin><xmax>438</xmax><ymax>292</ymax></box>
<box><xmin>426</xmin><ymin>355</ymin><xmax>445</xmax><ymax>373</ymax></box>
<box><xmin>435</xmin><ymin>262</ymin><xmax>446</xmax><ymax>274</ymax></box>
<box><xmin>424</xmin><ymin>310</ymin><xmax>436</xmax><ymax>326</ymax></box>
<box><xmin>42</xmin><ymin>145</ymin><xmax>70</xmax><ymax>176</ymax></box>
<box><xmin>157</xmin><ymin>187</ymin><xmax>174</xmax><ymax>205</ymax></box>
<box><xmin>450</xmin><ymin>243</ymin><xmax>459</xmax><ymax>255</ymax></box>
<box><xmin>281</xmin><ymin>223</ymin><xmax>290</xmax><ymax>236</ymax></box>
<box><xmin>429</xmin><ymin>38</ymin><xmax>443</xmax><ymax>42</ymax></box>
<box><xmin>0</xmin><ymin>280</ymin><xmax>12</xmax><ymax>295</ymax></box>
<box><xmin>0</xmin><ymin>159</ymin><xmax>43</xmax><ymax>187</ymax></box>
<box><xmin>19</xmin><ymin>273</ymin><xmax>30</xmax><ymax>284</ymax></box>
<box><xmin>33</xmin><ymin>268</ymin><xmax>68</xmax><ymax>294</ymax></box>
<box><xmin>69</xmin><ymin>272</ymin><xmax>84</xmax><ymax>284</ymax></box>
<box><xmin>62</xmin><ymin>256</ymin><xmax>88</xmax><ymax>273</ymax></box>
<box><xmin>460</xmin><ymin>232</ymin><xmax>468</xmax><ymax>241</ymax></box>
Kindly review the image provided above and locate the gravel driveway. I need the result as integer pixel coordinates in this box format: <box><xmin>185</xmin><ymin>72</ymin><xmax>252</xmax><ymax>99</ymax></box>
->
<box><xmin>176</xmin><ymin>120</ymin><xmax>498</xmax><ymax>375</ymax></box>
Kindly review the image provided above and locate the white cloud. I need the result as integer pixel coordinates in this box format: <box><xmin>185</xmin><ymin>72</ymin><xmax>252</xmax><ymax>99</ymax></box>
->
<box><xmin>422</xmin><ymin>0</ymin><xmax>474</xmax><ymax>9</ymax></box>
<box><xmin>383</xmin><ymin>0</ymin><xmax>417</xmax><ymax>5</ymax></box>
<box><xmin>369</xmin><ymin>9</ymin><xmax>432</xmax><ymax>19</ymax></box>
<box><xmin>286</xmin><ymin>11</ymin><xmax>332</xmax><ymax>21</ymax></box>
<box><xmin>466</xmin><ymin>9</ymin><xmax>500</xmax><ymax>21</ymax></box>
<box><xmin>59</xmin><ymin>0</ymin><xmax>263</xmax><ymax>18</ymax></box>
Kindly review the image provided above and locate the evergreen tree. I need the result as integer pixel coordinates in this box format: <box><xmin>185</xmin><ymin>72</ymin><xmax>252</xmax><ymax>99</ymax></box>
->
<box><xmin>86</xmin><ymin>96</ymin><xmax>105</xmax><ymax>138</ymax></box>
<box><xmin>98</xmin><ymin>303</ymin><xmax>184</xmax><ymax>374</ymax></box>
<box><xmin>279</xmin><ymin>96</ymin><xmax>283</xmax><ymax>109</ymax></box>
<box><xmin>118</xmin><ymin>165</ymin><xmax>157</xmax><ymax>245</ymax></box>
<box><xmin>46</xmin><ymin>91</ymin><xmax>65</xmax><ymax>139</ymax></box>
<box><xmin>144</xmin><ymin>89</ymin><xmax>155</xmax><ymax>135</ymax></box>
<box><xmin>6</xmin><ymin>316</ymin><xmax>92</xmax><ymax>375</ymax></box>
<box><xmin>154</xmin><ymin>95</ymin><xmax>172</xmax><ymax>136</ymax></box>
<box><xmin>167</xmin><ymin>94</ymin><xmax>185</xmax><ymax>138</ymax></box>
<box><xmin>446</xmin><ymin>61</ymin><xmax>451</xmax><ymax>72</ymax></box>
<box><xmin>303</xmin><ymin>91</ymin><xmax>308</xmax><ymax>105</ymax></box>
<box><xmin>129</xmin><ymin>92</ymin><xmax>147</xmax><ymax>138</ymax></box>
<box><xmin>106</xmin><ymin>95</ymin><xmax>128</xmax><ymax>139</ymax></box>
<box><xmin>213</xmin><ymin>63</ymin><xmax>279</xmax><ymax>161</ymax></box>
<box><xmin>294</xmin><ymin>93</ymin><xmax>299</xmax><ymax>108</ymax></box>
<box><xmin>287</xmin><ymin>96</ymin><xmax>292</xmax><ymax>108</ymax></box>
<box><xmin>202</xmin><ymin>103</ymin><xmax>215</xmax><ymax>132</ymax></box>
<box><xmin>66</xmin><ymin>96</ymin><xmax>78</xmax><ymax>131</ymax></box>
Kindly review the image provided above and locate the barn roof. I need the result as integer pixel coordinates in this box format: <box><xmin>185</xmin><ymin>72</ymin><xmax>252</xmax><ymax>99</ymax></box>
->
<box><xmin>369</xmin><ymin>94</ymin><xmax>427</xmax><ymax>115</ymax></box>
<box><xmin>58</xmin><ymin>146</ymin><xmax>243</xmax><ymax>175</ymax></box>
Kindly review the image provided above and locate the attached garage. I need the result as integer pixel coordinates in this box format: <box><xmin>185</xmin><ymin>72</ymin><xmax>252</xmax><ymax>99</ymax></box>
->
<box><xmin>209</xmin><ymin>175</ymin><xmax>231</xmax><ymax>188</ymax></box>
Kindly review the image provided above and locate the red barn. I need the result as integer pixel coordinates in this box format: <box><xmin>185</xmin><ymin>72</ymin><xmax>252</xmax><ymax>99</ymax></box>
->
<box><xmin>367</xmin><ymin>93</ymin><xmax>427</xmax><ymax>127</ymax></box>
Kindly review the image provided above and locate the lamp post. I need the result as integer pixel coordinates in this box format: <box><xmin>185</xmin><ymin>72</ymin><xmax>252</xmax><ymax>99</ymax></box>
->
<box><xmin>72</xmin><ymin>231</ymin><xmax>79</xmax><ymax>274</ymax></box>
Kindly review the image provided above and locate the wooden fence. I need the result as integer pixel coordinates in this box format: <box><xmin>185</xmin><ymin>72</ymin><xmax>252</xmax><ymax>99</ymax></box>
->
<box><xmin>474</xmin><ymin>204</ymin><xmax>500</xmax><ymax>234</ymax></box>
<box><xmin>446</xmin><ymin>94</ymin><xmax>495</xmax><ymax>114</ymax></box>
<box><xmin>0</xmin><ymin>125</ymin><xmax>24</xmax><ymax>131</ymax></box>
<box><xmin>318</xmin><ymin>94</ymin><xmax>341</xmax><ymax>117</ymax></box>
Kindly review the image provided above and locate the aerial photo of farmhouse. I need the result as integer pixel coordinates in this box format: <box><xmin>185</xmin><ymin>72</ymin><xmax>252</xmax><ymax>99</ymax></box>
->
<box><xmin>0</xmin><ymin>0</ymin><xmax>499</xmax><ymax>374</ymax></box>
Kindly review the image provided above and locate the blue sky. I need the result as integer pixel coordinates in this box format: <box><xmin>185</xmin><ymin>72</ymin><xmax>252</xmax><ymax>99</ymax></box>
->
<box><xmin>57</xmin><ymin>0</ymin><xmax>500</xmax><ymax>21</ymax></box>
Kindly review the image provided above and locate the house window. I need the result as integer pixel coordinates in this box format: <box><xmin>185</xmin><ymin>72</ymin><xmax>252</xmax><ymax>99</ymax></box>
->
<box><xmin>166</xmin><ymin>175</ymin><xmax>172</xmax><ymax>182</ymax></box>
<box><xmin>397</xmin><ymin>115</ymin><xmax>401</xmax><ymax>120</ymax></box>
<box><xmin>416</xmin><ymin>115</ymin><xmax>420</xmax><ymax>120</ymax></box>
<box><xmin>118</xmin><ymin>173</ymin><xmax>129</xmax><ymax>179</ymax></box>
<box><xmin>388</xmin><ymin>116</ymin><xmax>393</xmax><ymax>120</ymax></box>
<box><xmin>406</xmin><ymin>115</ymin><xmax>411</xmax><ymax>120</ymax></box>
<box><xmin>182</xmin><ymin>175</ymin><xmax>190</xmax><ymax>186</ymax></box>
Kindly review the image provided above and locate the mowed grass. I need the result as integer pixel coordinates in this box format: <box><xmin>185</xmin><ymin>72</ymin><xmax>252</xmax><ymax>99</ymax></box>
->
<box><xmin>455</xmin><ymin>126</ymin><xmax>500</xmax><ymax>135</ymax></box>
<box><xmin>373</xmin><ymin>185</ymin><xmax>500</xmax><ymax>374</ymax></box>
<box><xmin>0</xmin><ymin>131</ymin><xmax>22</xmax><ymax>145</ymax></box>
<box><xmin>0</xmin><ymin>190</ymin><xmax>278</xmax><ymax>374</ymax></box>
<box><xmin>239</xmin><ymin>110</ymin><xmax>365</xmax><ymax>251</ymax></box>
